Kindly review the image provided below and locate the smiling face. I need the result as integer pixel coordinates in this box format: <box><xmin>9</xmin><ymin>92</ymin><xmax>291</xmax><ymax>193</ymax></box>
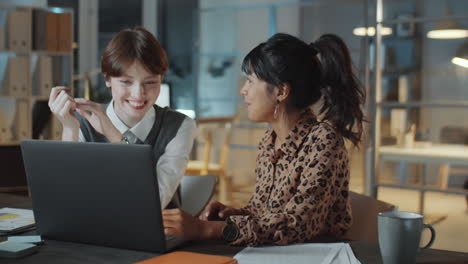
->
<box><xmin>106</xmin><ymin>61</ymin><xmax>161</xmax><ymax>127</ymax></box>
<box><xmin>240</xmin><ymin>73</ymin><xmax>276</xmax><ymax>123</ymax></box>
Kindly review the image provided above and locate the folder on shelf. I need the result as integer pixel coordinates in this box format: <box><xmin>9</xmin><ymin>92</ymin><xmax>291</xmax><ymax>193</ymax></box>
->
<box><xmin>34</xmin><ymin>11</ymin><xmax>71</xmax><ymax>52</ymax></box>
<box><xmin>398</xmin><ymin>75</ymin><xmax>409</xmax><ymax>102</ymax></box>
<box><xmin>52</xmin><ymin>56</ymin><xmax>63</xmax><ymax>87</ymax></box>
<box><xmin>0</xmin><ymin>99</ymin><xmax>15</xmax><ymax>143</ymax></box>
<box><xmin>0</xmin><ymin>28</ymin><xmax>4</xmax><ymax>50</ymax></box>
<box><xmin>0</xmin><ymin>126</ymin><xmax>11</xmax><ymax>143</ymax></box>
<box><xmin>45</xmin><ymin>12</ymin><xmax>59</xmax><ymax>51</ymax></box>
<box><xmin>0</xmin><ymin>56</ymin><xmax>8</xmax><ymax>95</ymax></box>
<box><xmin>5</xmin><ymin>58</ymin><xmax>18</xmax><ymax>96</ymax></box>
<box><xmin>0</xmin><ymin>119</ymin><xmax>6</xmax><ymax>143</ymax></box>
<box><xmin>0</xmin><ymin>111</ymin><xmax>12</xmax><ymax>143</ymax></box>
<box><xmin>6</xmin><ymin>57</ymin><xmax>29</xmax><ymax>97</ymax></box>
<box><xmin>37</xmin><ymin>56</ymin><xmax>52</xmax><ymax>96</ymax></box>
<box><xmin>390</xmin><ymin>109</ymin><xmax>407</xmax><ymax>138</ymax></box>
<box><xmin>33</xmin><ymin>9</ymin><xmax>47</xmax><ymax>50</ymax></box>
<box><xmin>57</xmin><ymin>13</ymin><xmax>72</xmax><ymax>52</ymax></box>
<box><xmin>13</xmin><ymin>100</ymin><xmax>30</xmax><ymax>140</ymax></box>
<box><xmin>7</xmin><ymin>10</ymin><xmax>31</xmax><ymax>52</ymax></box>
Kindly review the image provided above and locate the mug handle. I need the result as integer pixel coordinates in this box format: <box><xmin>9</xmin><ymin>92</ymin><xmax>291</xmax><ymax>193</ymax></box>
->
<box><xmin>421</xmin><ymin>224</ymin><xmax>436</xmax><ymax>249</ymax></box>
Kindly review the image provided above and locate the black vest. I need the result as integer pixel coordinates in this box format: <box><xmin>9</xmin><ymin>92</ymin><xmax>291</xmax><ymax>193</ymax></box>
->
<box><xmin>75</xmin><ymin>104</ymin><xmax>186</xmax><ymax>209</ymax></box>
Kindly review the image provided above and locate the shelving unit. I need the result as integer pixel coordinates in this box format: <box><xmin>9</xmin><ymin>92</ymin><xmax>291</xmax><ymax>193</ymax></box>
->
<box><xmin>0</xmin><ymin>4</ymin><xmax>73</xmax><ymax>191</ymax></box>
<box><xmin>369</xmin><ymin>0</ymin><xmax>468</xmax><ymax>214</ymax></box>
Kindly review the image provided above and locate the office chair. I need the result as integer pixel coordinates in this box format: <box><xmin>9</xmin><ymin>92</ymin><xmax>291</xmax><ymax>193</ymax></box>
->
<box><xmin>180</xmin><ymin>175</ymin><xmax>216</xmax><ymax>216</ymax></box>
<box><xmin>344</xmin><ymin>191</ymin><xmax>395</xmax><ymax>242</ymax></box>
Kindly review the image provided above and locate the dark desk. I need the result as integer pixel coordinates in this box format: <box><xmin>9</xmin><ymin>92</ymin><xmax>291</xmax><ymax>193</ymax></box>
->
<box><xmin>1</xmin><ymin>193</ymin><xmax>467</xmax><ymax>264</ymax></box>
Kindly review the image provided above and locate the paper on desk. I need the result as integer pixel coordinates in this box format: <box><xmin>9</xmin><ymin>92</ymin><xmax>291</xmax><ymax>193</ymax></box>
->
<box><xmin>234</xmin><ymin>243</ymin><xmax>357</xmax><ymax>264</ymax></box>
<box><xmin>0</xmin><ymin>208</ymin><xmax>35</xmax><ymax>232</ymax></box>
<box><xmin>330</xmin><ymin>244</ymin><xmax>361</xmax><ymax>264</ymax></box>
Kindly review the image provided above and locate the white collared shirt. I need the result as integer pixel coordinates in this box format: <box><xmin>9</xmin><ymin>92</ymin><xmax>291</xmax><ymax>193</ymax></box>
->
<box><xmin>79</xmin><ymin>101</ymin><xmax>196</xmax><ymax>208</ymax></box>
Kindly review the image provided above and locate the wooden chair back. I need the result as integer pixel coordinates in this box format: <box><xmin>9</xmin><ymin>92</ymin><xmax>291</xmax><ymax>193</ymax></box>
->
<box><xmin>345</xmin><ymin>191</ymin><xmax>395</xmax><ymax>242</ymax></box>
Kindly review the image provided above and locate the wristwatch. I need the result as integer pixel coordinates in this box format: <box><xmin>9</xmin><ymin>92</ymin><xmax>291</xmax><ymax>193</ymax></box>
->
<box><xmin>222</xmin><ymin>218</ymin><xmax>239</xmax><ymax>242</ymax></box>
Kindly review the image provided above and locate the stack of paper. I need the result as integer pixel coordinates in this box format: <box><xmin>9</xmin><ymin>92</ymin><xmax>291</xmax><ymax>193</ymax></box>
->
<box><xmin>0</xmin><ymin>208</ymin><xmax>35</xmax><ymax>235</ymax></box>
<box><xmin>330</xmin><ymin>243</ymin><xmax>361</xmax><ymax>264</ymax></box>
<box><xmin>0</xmin><ymin>240</ymin><xmax>39</xmax><ymax>258</ymax></box>
<box><xmin>0</xmin><ymin>236</ymin><xmax>43</xmax><ymax>259</ymax></box>
<box><xmin>234</xmin><ymin>243</ymin><xmax>360</xmax><ymax>264</ymax></box>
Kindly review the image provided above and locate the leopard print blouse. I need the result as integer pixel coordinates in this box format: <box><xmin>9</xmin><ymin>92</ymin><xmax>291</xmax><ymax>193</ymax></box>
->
<box><xmin>228</xmin><ymin>110</ymin><xmax>352</xmax><ymax>246</ymax></box>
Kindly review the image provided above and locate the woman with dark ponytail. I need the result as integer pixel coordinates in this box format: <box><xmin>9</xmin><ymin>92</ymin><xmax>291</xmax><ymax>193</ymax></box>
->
<box><xmin>162</xmin><ymin>33</ymin><xmax>365</xmax><ymax>246</ymax></box>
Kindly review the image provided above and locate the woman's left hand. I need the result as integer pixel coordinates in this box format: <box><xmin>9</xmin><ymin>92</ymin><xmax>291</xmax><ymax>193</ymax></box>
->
<box><xmin>74</xmin><ymin>99</ymin><xmax>122</xmax><ymax>142</ymax></box>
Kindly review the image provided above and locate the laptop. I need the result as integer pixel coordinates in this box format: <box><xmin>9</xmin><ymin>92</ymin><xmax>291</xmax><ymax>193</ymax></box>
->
<box><xmin>20</xmin><ymin>140</ymin><xmax>185</xmax><ymax>253</ymax></box>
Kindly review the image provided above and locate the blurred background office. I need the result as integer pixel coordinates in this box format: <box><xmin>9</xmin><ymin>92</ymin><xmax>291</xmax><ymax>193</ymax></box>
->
<box><xmin>0</xmin><ymin>0</ymin><xmax>467</xmax><ymax>253</ymax></box>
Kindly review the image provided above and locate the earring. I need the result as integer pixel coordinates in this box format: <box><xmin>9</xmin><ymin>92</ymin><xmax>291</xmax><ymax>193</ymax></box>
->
<box><xmin>273</xmin><ymin>100</ymin><xmax>280</xmax><ymax>119</ymax></box>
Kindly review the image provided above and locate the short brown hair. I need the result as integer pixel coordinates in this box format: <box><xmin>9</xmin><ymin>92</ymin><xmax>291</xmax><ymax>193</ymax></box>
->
<box><xmin>101</xmin><ymin>27</ymin><xmax>168</xmax><ymax>79</ymax></box>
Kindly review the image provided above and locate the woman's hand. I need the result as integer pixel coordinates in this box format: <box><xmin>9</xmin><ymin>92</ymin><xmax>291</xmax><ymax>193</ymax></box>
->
<box><xmin>48</xmin><ymin>87</ymin><xmax>79</xmax><ymax>130</ymax></box>
<box><xmin>74</xmin><ymin>98</ymin><xmax>122</xmax><ymax>142</ymax></box>
<box><xmin>163</xmin><ymin>208</ymin><xmax>225</xmax><ymax>240</ymax></box>
<box><xmin>198</xmin><ymin>201</ymin><xmax>244</xmax><ymax>221</ymax></box>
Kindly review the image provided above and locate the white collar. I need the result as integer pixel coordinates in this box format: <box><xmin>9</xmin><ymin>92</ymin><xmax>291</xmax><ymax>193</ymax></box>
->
<box><xmin>106</xmin><ymin>100</ymin><xmax>156</xmax><ymax>142</ymax></box>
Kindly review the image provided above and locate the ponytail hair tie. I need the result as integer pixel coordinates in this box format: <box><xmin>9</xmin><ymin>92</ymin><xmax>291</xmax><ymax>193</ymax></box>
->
<box><xmin>309</xmin><ymin>42</ymin><xmax>320</xmax><ymax>56</ymax></box>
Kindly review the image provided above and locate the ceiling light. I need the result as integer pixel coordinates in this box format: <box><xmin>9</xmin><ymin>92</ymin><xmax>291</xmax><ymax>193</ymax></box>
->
<box><xmin>427</xmin><ymin>24</ymin><xmax>468</xmax><ymax>39</ymax></box>
<box><xmin>452</xmin><ymin>41</ymin><xmax>468</xmax><ymax>68</ymax></box>
<box><xmin>427</xmin><ymin>9</ymin><xmax>468</xmax><ymax>39</ymax></box>
<box><xmin>353</xmin><ymin>26</ymin><xmax>393</xmax><ymax>37</ymax></box>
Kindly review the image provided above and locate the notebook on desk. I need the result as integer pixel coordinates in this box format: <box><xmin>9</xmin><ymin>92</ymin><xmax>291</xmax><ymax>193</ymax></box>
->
<box><xmin>20</xmin><ymin>140</ymin><xmax>185</xmax><ymax>253</ymax></box>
